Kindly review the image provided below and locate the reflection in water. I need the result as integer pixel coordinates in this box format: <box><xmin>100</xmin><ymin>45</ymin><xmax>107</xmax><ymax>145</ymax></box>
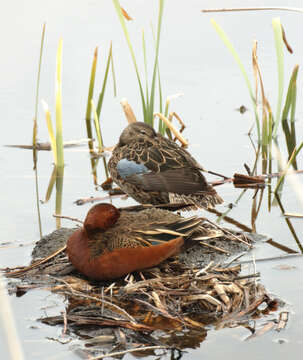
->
<box><xmin>6</xmin><ymin>244</ymin><xmax>280</xmax><ymax>359</ymax></box>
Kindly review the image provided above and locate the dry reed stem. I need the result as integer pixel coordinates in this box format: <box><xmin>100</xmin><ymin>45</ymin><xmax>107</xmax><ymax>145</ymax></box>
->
<box><xmin>245</xmin><ymin>321</ymin><xmax>276</xmax><ymax>340</ymax></box>
<box><xmin>5</xmin><ymin>245</ymin><xmax>67</xmax><ymax>277</ymax></box>
<box><xmin>51</xmin><ymin>276</ymin><xmax>137</xmax><ymax>323</ymax></box>
<box><xmin>204</xmin><ymin>219</ymin><xmax>252</xmax><ymax>247</ymax></box>
<box><xmin>201</xmin><ymin>7</ymin><xmax>303</xmax><ymax>14</ymax></box>
<box><xmin>53</xmin><ymin>214</ymin><xmax>83</xmax><ymax>224</ymax></box>
<box><xmin>6</xmin><ymin>139</ymin><xmax>93</xmax><ymax>151</ymax></box>
<box><xmin>210</xmin><ymin>278</ymin><xmax>231</xmax><ymax>308</ymax></box>
<box><xmin>277</xmin><ymin>311</ymin><xmax>289</xmax><ymax>331</ymax></box>
<box><xmin>120</xmin><ymin>98</ymin><xmax>137</xmax><ymax>123</ymax></box>
<box><xmin>153</xmin><ymin>112</ymin><xmax>188</xmax><ymax>147</ymax></box>
<box><xmin>199</xmin><ymin>241</ymin><xmax>229</xmax><ymax>254</ymax></box>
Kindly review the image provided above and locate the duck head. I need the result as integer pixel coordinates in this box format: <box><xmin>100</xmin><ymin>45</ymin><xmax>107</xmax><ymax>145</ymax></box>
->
<box><xmin>84</xmin><ymin>203</ymin><xmax>120</xmax><ymax>235</ymax></box>
<box><xmin>118</xmin><ymin>122</ymin><xmax>157</xmax><ymax>146</ymax></box>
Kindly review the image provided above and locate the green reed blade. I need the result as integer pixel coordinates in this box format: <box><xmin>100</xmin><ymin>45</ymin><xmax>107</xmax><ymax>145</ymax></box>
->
<box><xmin>55</xmin><ymin>39</ymin><xmax>64</xmax><ymax>225</ymax></box>
<box><xmin>142</xmin><ymin>30</ymin><xmax>149</xmax><ymax>108</ymax></box>
<box><xmin>282</xmin><ymin>65</ymin><xmax>299</xmax><ymax>168</ymax></box>
<box><xmin>261</xmin><ymin>112</ymin><xmax>268</xmax><ymax>174</ymax></box>
<box><xmin>85</xmin><ymin>47</ymin><xmax>98</xmax><ymax>144</ymax></box>
<box><xmin>85</xmin><ymin>47</ymin><xmax>99</xmax><ymax>185</ymax></box>
<box><xmin>149</xmin><ymin>0</ymin><xmax>165</xmax><ymax>127</ymax></box>
<box><xmin>91</xmin><ymin>100</ymin><xmax>109</xmax><ymax>179</ymax></box>
<box><xmin>97</xmin><ymin>43</ymin><xmax>113</xmax><ymax>118</ymax></box>
<box><xmin>55</xmin><ymin>39</ymin><xmax>64</xmax><ymax>168</ymax></box>
<box><xmin>110</xmin><ymin>45</ymin><xmax>117</xmax><ymax>97</ymax></box>
<box><xmin>211</xmin><ymin>19</ymin><xmax>260</xmax><ymax>141</ymax></box>
<box><xmin>55</xmin><ymin>164</ymin><xmax>64</xmax><ymax>229</ymax></box>
<box><xmin>268</xmin><ymin>110</ymin><xmax>273</xmax><ymax>181</ymax></box>
<box><xmin>91</xmin><ymin>100</ymin><xmax>103</xmax><ymax>149</ymax></box>
<box><xmin>112</xmin><ymin>0</ymin><xmax>147</xmax><ymax>119</ymax></box>
<box><xmin>290</xmin><ymin>67</ymin><xmax>298</xmax><ymax>169</ymax></box>
<box><xmin>33</xmin><ymin>23</ymin><xmax>46</xmax><ymax>237</ymax></box>
<box><xmin>33</xmin><ymin>23</ymin><xmax>46</xmax><ymax>167</ymax></box>
<box><xmin>42</xmin><ymin>100</ymin><xmax>57</xmax><ymax>164</ymax></box>
<box><xmin>290</xmin><ymin>66</ymin><xmax>298</xmax><ymax>125</ymax></box>
<box><xmin>150</xmin><ymin>22</ymin><xmax>164</xmax><ymax>133</ymax></box>
<box><xmin>272</xmin><ymin>18</ymin><xmax>284</xmax><ymax>137</ymax></box>
<box><xmin>281</xmin><ymin>66</ymin><xmax>296</xmax><ymax>121</ymax></box>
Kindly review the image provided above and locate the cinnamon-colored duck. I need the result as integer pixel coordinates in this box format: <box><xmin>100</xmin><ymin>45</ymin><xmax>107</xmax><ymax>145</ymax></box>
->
<box><xmin>66</xmin><ymin>203</ymin><xmax>209</xmax><ymax>280</ymax></box>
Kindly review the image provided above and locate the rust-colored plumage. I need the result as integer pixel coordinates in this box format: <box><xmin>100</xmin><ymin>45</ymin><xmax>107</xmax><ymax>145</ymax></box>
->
<box><xmin>66</xmin><ymin>203</ymin><xmax>208</xmax><ymax>280</ymax></box>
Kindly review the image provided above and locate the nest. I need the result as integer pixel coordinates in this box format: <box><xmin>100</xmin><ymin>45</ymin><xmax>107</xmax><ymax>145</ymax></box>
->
<box><xmin>4</xmin><ymin>224</ymin><xmax>282</xmax><ymax>358</ymax></box>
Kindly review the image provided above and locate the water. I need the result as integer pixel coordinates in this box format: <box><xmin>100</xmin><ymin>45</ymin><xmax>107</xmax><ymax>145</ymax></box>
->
<box><xmin>1</xmin><ymin>0</ymin><xmax>303</xmax><ymax>359</ymax></box>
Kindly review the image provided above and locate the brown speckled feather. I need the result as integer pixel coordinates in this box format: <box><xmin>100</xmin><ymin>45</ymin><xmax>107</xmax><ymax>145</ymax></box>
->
<box><xmin>108</xmin><ymin>122</ymin><xmax>223</xmax><ymax>209</ymax></box>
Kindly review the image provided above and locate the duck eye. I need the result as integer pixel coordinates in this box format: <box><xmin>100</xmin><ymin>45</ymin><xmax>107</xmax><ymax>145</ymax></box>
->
<box><xmin>140</xmin><ymin>130</ymin><xmax>147</xmax><ymax>135</ymax></box>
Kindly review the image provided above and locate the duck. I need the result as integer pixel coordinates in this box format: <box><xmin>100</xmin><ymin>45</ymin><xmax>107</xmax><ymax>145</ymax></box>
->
<box><xmin>66</xmin><ymin>203</ymin><xmax>211</xmax><ymax>280</ymax></box>
<box><xmin>108</xmin><ymin>122</ymin><xmax>223</xmax><ymax>210</ymax></box>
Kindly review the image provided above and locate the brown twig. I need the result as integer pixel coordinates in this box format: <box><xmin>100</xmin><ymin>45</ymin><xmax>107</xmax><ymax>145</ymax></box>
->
<box><xmin>53</xmin><ymin>214</ymin><xmax>83</xmax><ymax>224</ymax></box>
<box><xmin>5</xmin><ymin>245</ymin><xmax>67</xmax><ymax>277</ymax></box>
<box><xmin>201</xmin><ymin>7</ymin><xmax>303</xmax><ymax>14</ymax></box>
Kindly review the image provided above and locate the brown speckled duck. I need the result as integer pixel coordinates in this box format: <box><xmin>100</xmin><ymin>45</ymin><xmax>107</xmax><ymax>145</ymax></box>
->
<box><xmin>108</xmin><ymin>122</ymin><xmax>223</xmax><ymax>210</ymax></box>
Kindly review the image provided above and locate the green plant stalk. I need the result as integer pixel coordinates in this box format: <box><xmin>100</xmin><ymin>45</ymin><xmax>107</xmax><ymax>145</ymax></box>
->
<box><xmin>91</xmin><ymin>100</ymin><xmax>109</xmax><ymax>179</ymax></box>
<box><xmin>110</xmin><ymin>45</ymin><xmax>117</xmax><ymax>97</ymax></box>
<box><xmin>268</xmin><ymin>110</ymin><xmax>273</xmax><ymax>161</ymax></box>
<box><xmin>96</xmin><ymin>43</ymin><xmax>113</xmax><ymax>117</ymax></box>
<box><xmin>142</xmin><ymin>30</ymin><xmax>150</xmax><ymax>110</ymax></box>
<box><xmin>261</xmin><ymin>112</ymin><xmax>268</xmax><ymax>174</ymax></box>
<box><xmin>153</xmin><ymin>26</ymin><xmax>164</xmax><ymax>133</ymax></box>
<box><xmin>290</xmin><ymin>68</ymin><xmax>298</xmax><ymax>169</ymax></box>
<box><xmin>112</xmin><ymin>0</ymin><xmax>147</xmax><ymax>120</ymax></box>
<box><xmin>281</xmin><ymin>65</ymin><xmax>298</xmax><ymax>168</ymax></box>
<box><xmin>55</xmin><ymin>165</ymin><xmax>64</xmax><ymax>229</ymax></box>
<box><xmin>55</xmin><ymin>39</ymin><xmax>64</xmax><ymax>168</ymax></box>
<box><xmin>148</xmin><ymin>0</ymin><xmax>165</xmax><ymax>126</ymax></box>
<box><xmin>85</xmin><ymin>47</ymin><xmax>98</xmax><ymax>145</ymax></box>
<box><xmin>55</xmin><ymin>39</ymin><xmax>64</xmax><ymax>226</ymax></box>
<box><xmin>91</xmin><ymin>100</ymin><xmax>104</xmax><ymax>149</ymax></box>
<box><xmin>85</xmin><ymin>47</ymin><xmax>98</xmax><ymax>185</ymax></box>
<box><xmin>33</xmin><ymin>23</ymin><xmax>46</xmax><ymax>167</ymax></box>
<box><xmin>32</xmin><ymin>23</ymin><xmax>46</xmax><ymax>238</ymax></box>
<box><xmin>267</xmin><ymin>110</ymin><xmax>273</xmax><ymax>211</ymax></box>
<box><xmin>150</xmin><ymin>22</ymin><xmax>165</xmax><ymax>134</ymax></box>
<box><xmin>43</xmin><ymin>103</ymin><xmax>57</xmax><ymax>164</ymax></box>
<box><xmin>159</xmin><ymin>97</ymin><xmax>171</xmax><ymax>136</ymax></box>
<box><xmin>272</xmin><ymin>18</ymin><xmax>284</xmax><ymax>137</ymax></box>
<box><xmin>211</xmin><ymin>19</ymin><xmax>260</xmax><ymax>141</ymax></box>
<box><xmin>157</xmin><ymin>69</ymin><xmax>163</xmax><ymax>116</ymax></box>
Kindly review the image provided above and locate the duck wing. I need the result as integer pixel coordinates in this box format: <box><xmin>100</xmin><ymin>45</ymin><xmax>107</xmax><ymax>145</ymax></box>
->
<box><xmin>134</xmin><ymin>216</ymin><xmax>204</xmax><ymax>244</ymax></box>
<box><xmin>116</xmin><ymin>137</ymin><xmax>213</xmax><ymax>195</ymax></box>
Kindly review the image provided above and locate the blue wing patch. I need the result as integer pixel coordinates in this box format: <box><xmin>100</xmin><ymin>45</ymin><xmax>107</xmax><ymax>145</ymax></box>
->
<box><xmin>117</xmin><ymin>159</ymin><xmax>150</xmax><ymax>179</ymax></box>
